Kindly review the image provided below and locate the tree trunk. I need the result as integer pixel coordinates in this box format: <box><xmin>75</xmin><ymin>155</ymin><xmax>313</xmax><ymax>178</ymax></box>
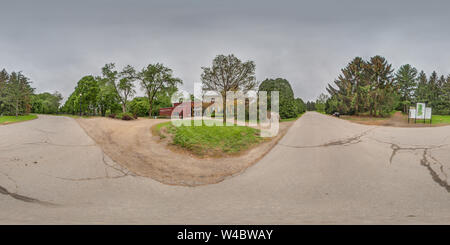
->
<box><xmin>148</xmin><ymin>103</ymin><xmax>153</xmax><ymax>118</ymax></box>
<box><xmin>15</xmin><ymin>100</ymin><xmax>18</xmax><ymax>117</ymax></box>
<box><xmin>148</xmin><ymin>95</ymin><xmax>153</xmax><ymax>118</ymax></box>
<box><xmin>222</xmin><ymin>94</ymin><xmax>227</xmax><ymax>124</ymax></box>
<box><xmin>122</xmin><ymin>103</ymin><xmax>126</xmax><ymax>113</ymax></box>
<box><xmin>374</xmin><ymin>102</ymin><xmax>378</xmax><ymax>117</ymax></box>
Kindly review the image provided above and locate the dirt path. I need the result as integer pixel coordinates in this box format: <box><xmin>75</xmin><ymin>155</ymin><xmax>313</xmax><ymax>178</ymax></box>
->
<box><xmin>342</xmin><ymin>111</ymin><xmax>438</xmax><ymax>127</ymax></box>
<box><xmin>76</xmin><ymin>117</ymin><xmax>293</xmax><ymax>186</ymax></box>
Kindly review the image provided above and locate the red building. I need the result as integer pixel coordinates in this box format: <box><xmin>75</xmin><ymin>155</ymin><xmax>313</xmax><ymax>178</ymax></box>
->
<box><xmin>159</xmin><ymin>102</ymin><xmax>213</xmax><ymax>118</ymax></box>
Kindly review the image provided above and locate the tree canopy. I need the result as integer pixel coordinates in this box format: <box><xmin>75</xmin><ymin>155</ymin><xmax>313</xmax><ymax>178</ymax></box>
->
<box><xmin>326</xmin><ymin>56</ymin><xmax>450</xmax><ymax>116</ymax></box>
<box><xmin>0</xmin><ymin>69</ymin><xmax>34</xmax><ymax>116</ymax></box>
<box><xmin>61</xmin><ymin>63</ymin><xmax>181</xmax><ymax>117</ymax></box>
<box><xmin>258</xmin><ymin>78</ymin><xmax>304</xmax><ymax>119</ymax></box>
<box><xmin>201</xmin><ymin>54</ymin><xmax>257</xmax><ymax>123</ymax></box>
<box><xmin>137</xmin><ymin>63</ymin><xmax>182</xmax><ymax>117</ymax></box>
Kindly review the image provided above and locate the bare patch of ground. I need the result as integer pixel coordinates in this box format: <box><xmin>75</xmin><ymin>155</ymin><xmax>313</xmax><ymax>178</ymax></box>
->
<box><xmin>341</xmin><ymin>111</ymin><xmax>441</xmax><ymax>127</ymax></box>
<box><xmin>76</xmin><ymin>117</ymin><xmax>294</xmax><ymax>186</ymax></box>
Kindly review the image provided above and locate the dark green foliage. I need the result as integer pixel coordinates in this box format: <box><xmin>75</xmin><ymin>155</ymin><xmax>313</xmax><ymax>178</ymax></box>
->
<box><xmin>138</xmin><ymin>63</ymin><xmax>182</xmax><ymax>117</ymax></box>
<box><xmin>61</xmin><ymin>76</ymin><xmax>103</xmax><ymax>116</ymax></box>
<box><xmin>97</xmin><ymin>76</ymin><xmax>121</xmax><ymax>116</ymax></box>
<box><xmin>128</xmin><ymin>97</ymin><xmax>150</xmax><ymax>117</ymax></box>
<box><xmin>102</xmin><ymin>63</ymin><xmax>136</xmax><ymax>113</ymax></box>
<box><xmin>306</xmin><ymin>101</ymin><xmax>316</xmax><ymax>111</ymax></box>
<box><xmin>258</xmin><ymin>78</ymin><xmax>304</xmax><ymax>119</ymax></box>
<box><xmin>394</xmin><ymin>64</ymin><xmax>418</xmax><ymax>113</ymax></box>
<box><xmin>61</xmin><ymin>63</ymin><xmax>181</xmax><ymax>117</ymax></box>
<box><xmin>31</xmin><ymin>92</ymin><xmax>63</xmax><ymax>114</ymax></box>
<box><xmin>327</xmin><ymin>56</ymin><xmax>398</xmax><ymax>117</ymax></box>
<box><xmin>327</xmin><ymin>56</ymin><xmax>450</xmax><ymax>116</ymax></box>
<box><xmin>413</xmin><ymin>71</ymin><xmax>450</xmax><ymax>115</ymax></box>
<box><xmin>0</xmin><ymin>69</ymin><xmax>34</xmax><ymax>116</ymax></box>
<box><xmin>315</xmin><ymin>93</ymin><xmax>328</xmax><ymax>113</ymax></box>
<box><xmin>295</xmin><ymin>98</ymin><xmax>306</xmax><ymax>114</ymax></box>
<box><xmin>279</xmin><ymin>99</ymin><xmax>299</xmax><ymax>119</ymax></box>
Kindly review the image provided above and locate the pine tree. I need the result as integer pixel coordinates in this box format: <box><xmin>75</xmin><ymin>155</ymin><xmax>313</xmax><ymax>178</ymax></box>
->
<box><xmin>366</xmin><ymin>56</ymin><xmax>394</xmax><ymax>116</ymax></box>
<box><xmin>394</xmin><ymin>64</ymin><xmax>417</xmax><ymax>112</ymax></box>
<box><xmin>415</xmin><ymin>71</ymin><xmax>428</xmax><ymax>103</ymax></box>
<box><xmin>4</xmin><ymin>72</ymin><xmax>34</xmax><ymax>116</ymax></box>
<box><xmin>327</xmin><ymin>57</ymin><xmax>367</xmax><ymax>115</ymax></box>
<box><xmin>0</xmin><ymin>69</ymin><xmax>9</xmax><ymax>115</ymax></box>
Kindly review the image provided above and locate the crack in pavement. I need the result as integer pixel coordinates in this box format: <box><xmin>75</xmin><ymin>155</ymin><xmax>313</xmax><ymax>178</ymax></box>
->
<box><xmin>0</xmin><ymin>171</ymin><xmax>19</xmax><ymax>191</ymax></box>
<box><xmin>369</xmin><ymin>137</ymin><xmax>449</xmax><ymax>164</ymax></box>
<box><xmin>371</xmin><ymin>138</ymin><xmax>450</xmax><ymax>193</ymax></box>
<box><xmin>43</xmin><ymin>152</ymin><xmax>138</xmax><ymax>182</ymax></box>
<box><xmin>420</xmin><ymin>149</ymin><xmax>450</xmax><ymax>193</ymax></box>
<box><xmin>277</xmin><ymin>126</ymin><xmax>450</xmax><ymax>194</ymax></box>
<box><xmin>0</xmin><ymin>184</ymin><xmax>56</xmax><ymax>206</ymax></box>
<box><xmin>278</xmin><ymin>128</ymin><xmax>373</xmax><ymax>149</ymax></box>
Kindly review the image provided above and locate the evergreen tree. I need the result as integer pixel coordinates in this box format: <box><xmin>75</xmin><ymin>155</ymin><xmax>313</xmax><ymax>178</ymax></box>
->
<box><xmin>0</xmin><ymin>69</ymin><xmax>9</xmax><ymax>115</ymax></box>
<box><xmin>415</xmin><ymin>71</ymin><xmax>428</xmax><ymax>103</ymax></box>
<box><xmin>428</xmin><ymin>71</ymin><xmax>439</xmax><ymax>103</ymax></box>
<box><xmin>259</xmin><ymin>78</ymin><xmax>298</xmax><ymax>119</ymax></box>
<box><xmin>394</xmin><ymin>64</ymin><xmax>417</xmax><ymax>112</ymax></box>
<box><xmin>366</xmin><ymin>55</ymin><xmax>395</xmax><ymax>116</ymax></box>
<box><xmin>327</xmin><ymin>57</ymin><xmax>370</xmax><ymax>115</ymax></box>
<box><xmin>3</xmin><ymin>72</ymin><xmax>34</xmax><ymax>116</ymax></box>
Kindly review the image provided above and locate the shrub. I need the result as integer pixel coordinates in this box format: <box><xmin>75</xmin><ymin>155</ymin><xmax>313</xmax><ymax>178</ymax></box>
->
<box><xmin>117</xmin><ymin>112</ymin><xmax>134</xmax><ymax>120</ymax></box>
<box><xmin>108</xmin><ymin>113</ymin><xmax>116</xmax><ymax>119</ymax></box>
<box><xmin>128</xmin><ymin>97</ymin><xmax>150</xmax><ymax>117</ymax></box>
<box><xmin>259</xmin><ymin>78</ymin><xmax>302</xmax><ymax>119</ymax></box>
<box><xmin>122</xmin><ymin>114</ymin><xmax>133</xmax><ymax>120</ymax></box>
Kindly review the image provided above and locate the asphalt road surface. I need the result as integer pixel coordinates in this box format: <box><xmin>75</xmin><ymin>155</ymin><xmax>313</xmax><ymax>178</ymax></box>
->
<box><xmin>1</xmin><ymin>112</ymin><xmax>450</xmax><ymax>224</ymax></box>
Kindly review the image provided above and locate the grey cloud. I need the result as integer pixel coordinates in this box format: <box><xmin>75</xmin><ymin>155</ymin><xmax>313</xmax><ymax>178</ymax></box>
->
<box><xmin>1</xmin><ymin>0</ymin><xmax>450</xmax><ymax>101</ymax></box>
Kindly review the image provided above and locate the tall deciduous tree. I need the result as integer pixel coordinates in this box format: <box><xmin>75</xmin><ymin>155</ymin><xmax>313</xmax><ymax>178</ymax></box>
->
<box><xmin>137</xmin><ymin>63</ymin><xmax>182</xmax><ymax>117</ymax></box>
<box><xmin>101</xmin><ymin>63</ymin><xmax>135</xmax><ymax>113</ymax></box>
<box><xmin>75</xmin><ymin>76</ymin><xmax>100</xmax><ymax>115</ymax></box>
<box><xmin>96</xmin><ymin>76</ymin><xmax>120</xmax><ymax>117</ymax></box>
<box><xmin>201</xmin><ymin>54</ymin><xmax>256</xmax><ymax>123</ymax></box>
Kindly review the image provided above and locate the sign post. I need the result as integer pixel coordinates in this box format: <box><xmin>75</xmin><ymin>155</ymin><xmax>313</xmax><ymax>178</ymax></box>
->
<box><xmin>409</xmin><ymin>103</ymin><xmax>432</xmax><ymax>124</ymax></box>
<box><xmin>425</xmin><ymin>107</ymin><xmax>432</xmax><ymax>124</ymax></box>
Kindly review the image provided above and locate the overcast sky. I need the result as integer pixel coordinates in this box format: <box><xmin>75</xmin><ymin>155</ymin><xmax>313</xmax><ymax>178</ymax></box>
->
<box><xmin>1</xmin><ymin>0</ymin><xmax>450</xmax><ymax>101</ymax></box>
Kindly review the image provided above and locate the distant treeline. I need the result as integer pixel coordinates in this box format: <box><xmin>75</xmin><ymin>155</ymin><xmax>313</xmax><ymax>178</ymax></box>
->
<box><xmin>0</xmin><ymin>69</ymin><xmax>34</xmax><ymax>116</ymax></box>
<box><xmin>61</xmin><ymin>63</ymin><xmax>180</xmax><ymax>117</ymax></box>
<box><xmin>325</xmin><ymin>56</ymin><xmax>450</xmax><ymax>116</ymax></box>
<box><xmin>0</xmin><ymin>68</ymin><xmax>64</xmax><ymax>116</ymax></box>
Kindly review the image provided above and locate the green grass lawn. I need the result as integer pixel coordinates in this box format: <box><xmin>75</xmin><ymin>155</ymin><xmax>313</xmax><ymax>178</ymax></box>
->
<box><xmin>280</xmin><ymin>113</ymin><xmax>304</xmax><ymax>122</ymax></box>
<box><xmin>154</xmin><ymin>120</ymin><xmax>263</xmax><ymax>156</ymax></box>
<box><xmin>0</xmin><ymin>114</ymin><xmax>38</xmax><ymax>124</ymax></box>
<box><xmin>431</xmin><ymin>115</ymin><xmax>450</xmax><ymax>124</ymax></box>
